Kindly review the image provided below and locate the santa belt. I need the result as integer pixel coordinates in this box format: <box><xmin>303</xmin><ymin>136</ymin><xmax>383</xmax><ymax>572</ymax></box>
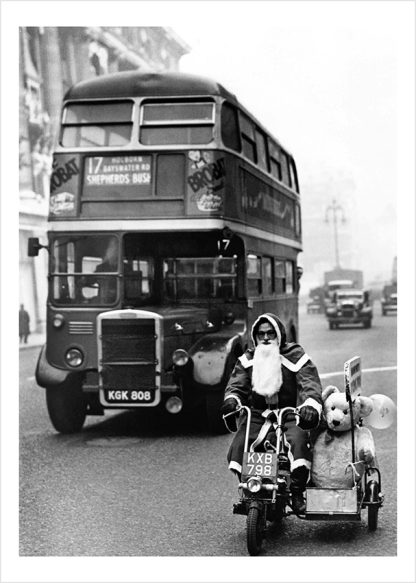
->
<box><xmin>250</xmin><ymin>409</ymin><xmax>278</xmax><ymax>452</ymax></box>
<box><xmin>251</xmin><ymin>393</ymin><xmax>271</xmax><ymax>410</ymax></box>
<box><xmin>249</xmin><ymin>408</ymin><xmax>297</xmax><ymax>452</ymax></box>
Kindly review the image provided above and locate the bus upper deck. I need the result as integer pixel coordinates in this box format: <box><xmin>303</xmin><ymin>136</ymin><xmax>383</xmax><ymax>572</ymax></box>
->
<box><xmin>49</xmin><ymin>71</ymin><xmax>301</xmax><ymax>250</ymax></box>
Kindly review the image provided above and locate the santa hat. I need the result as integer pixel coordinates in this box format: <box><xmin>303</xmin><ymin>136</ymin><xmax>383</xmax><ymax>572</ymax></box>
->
<box><xmin>251</xmin><ymin>313</ymin><xmax>287</xmax><ymax>347</ymax></box>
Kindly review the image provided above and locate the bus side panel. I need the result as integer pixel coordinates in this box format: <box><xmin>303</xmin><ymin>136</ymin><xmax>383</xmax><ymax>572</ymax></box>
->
<box><xmin>185</xmin><ymin>150</ymin><xmax>227</xmax><ymax>216</ymax></box>
<box><xmin>49</xmin><ymin>153</ymin><xmax>82</xmax><ymax>219</ymax></box>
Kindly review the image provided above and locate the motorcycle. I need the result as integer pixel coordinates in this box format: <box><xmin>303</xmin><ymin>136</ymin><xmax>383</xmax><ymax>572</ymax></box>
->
<box><xmin>223</xmin><ymin>403</ymin><xmax>383</xmax><ymax>556</ymax></box>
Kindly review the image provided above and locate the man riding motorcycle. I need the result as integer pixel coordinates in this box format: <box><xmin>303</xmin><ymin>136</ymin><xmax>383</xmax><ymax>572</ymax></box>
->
<box><xmin>221</xmin><ymin>313</ymin><xmax>323</xmax><ymax>513</ymax></box>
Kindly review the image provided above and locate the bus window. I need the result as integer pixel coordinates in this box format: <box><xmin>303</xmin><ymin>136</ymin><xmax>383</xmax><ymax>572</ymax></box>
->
<box><xmin>140</xmin><ymin>101</ymin><xmax>215</xmax><ymax>145</ymax></box>
<box><xmin>285</xmin><ymin>260</ymin><xmax>294</xmax><ymax>294</ymax></box>
<box><xmin>269</xmin><ymin>140</ymin><xmax>282</xmax><ymax>181</ymax></box>
<box><xmin>61</xmin><ymin>101</ymin><xmax>133</xmax><ymax>148</ymax></box>
<box><xmin>280</xmin><ymin>151</ymin><xmax>290</xmax><ymax>187</ymax></box>
<box><xmin>274</xmin><ymin>259</ymin><xmax>286</xmax><ymax>293</ymax></box>
<box><xmin>289</xmin><ymin>158</ymin><xmax>299</xmax><ymax>192</ymax></box>
<box><xmin>255</xmin><ymin>129</ymin><xmax>269</xmax><ymax>171</ymax></box>
<box><xmin>247</xmin><ymin>254</ymin><xmax>262</xmax><ymax>296</ymax></box>
<box><xmin>156</xmin><ymin>154</ymin><xmax>185</xmax><ymax>197</ymax></box>
<box><xmin>240</xmin><ymin>114</ymin><xmax>257</xmax><ymax>163</ymax></box>
<box><xmin>221</xmin><ymin>102</ymin><xmax>241</xmax><ymax>152</ymax></box>
<box><xmin>295</xmin><ymin>204</ymin><xmax>301</xmax><ymax>237</ymax></box>
<box><xmin>51</xmin><ymin>235</ymin><xmax>118</xmax><ymax>305</ymax></box>
<box><xmin>263</xmin><ymin>257</ymin><xmax>274</xmax><ymax>295</ymax></box>
<box><xmin>163</xmin><ymin>257</ymin><xmax>237</xmax><ymax>301</ymax></box>
<box><xmin>124</xmin><ymin>258</ymin><xmax>154</xmax><ymax>301</ymax></box>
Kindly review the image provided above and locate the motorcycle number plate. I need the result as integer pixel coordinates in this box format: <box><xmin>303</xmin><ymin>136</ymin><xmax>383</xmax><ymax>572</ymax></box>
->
<box><xmin>242</xmin><ymin>452</ymin><xmax>277</xmax><ymax>478</ymax></box>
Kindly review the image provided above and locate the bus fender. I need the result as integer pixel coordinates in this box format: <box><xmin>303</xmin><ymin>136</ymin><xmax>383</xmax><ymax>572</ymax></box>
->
<box><xmin>188</xmin><ymin>334</ymin><xmax>243</xmax><ymax>387</ymax></box>
<box><xmin>35</xmin><ymin>344</ymin><xmax>70</xmax><ymax>388</ymax></box>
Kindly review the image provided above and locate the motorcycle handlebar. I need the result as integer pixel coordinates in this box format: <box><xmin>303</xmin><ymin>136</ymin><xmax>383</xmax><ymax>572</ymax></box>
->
<box><xmin>222</xmin><ymin>405</ymin><xmax>300</xmax><ymax>421</ymax></box>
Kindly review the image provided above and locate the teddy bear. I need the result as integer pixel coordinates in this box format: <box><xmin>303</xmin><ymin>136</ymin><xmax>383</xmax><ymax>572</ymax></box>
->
<box><xmin>310</xmin><ymin>385</ymin><xmax>376</xmax><ymax>488</ymax></box>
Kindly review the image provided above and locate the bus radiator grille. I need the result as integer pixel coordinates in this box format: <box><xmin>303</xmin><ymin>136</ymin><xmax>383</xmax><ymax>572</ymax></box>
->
<box><xmin>101</xmin><ymin>319</ymin><xmax>156</xmax><ymax>362</ymax></box>
<box><xmin>101</xmin><ymin>364</ymin><xmax>156</xmax><ymax>391</ymax></box>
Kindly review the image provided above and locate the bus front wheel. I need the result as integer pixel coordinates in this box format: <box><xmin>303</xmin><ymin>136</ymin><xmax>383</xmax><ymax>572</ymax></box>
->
<box><xmin>46</xmin><ymin>379</ymin><xmax>87</xmax><ymax>434</ymax></box>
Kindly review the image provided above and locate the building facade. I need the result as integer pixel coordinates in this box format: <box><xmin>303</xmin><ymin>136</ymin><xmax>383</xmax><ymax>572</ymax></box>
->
<box><xmin>19</xmin><ymin>27</ymin><xmax>189</xmax><ymax>333</ymax></box>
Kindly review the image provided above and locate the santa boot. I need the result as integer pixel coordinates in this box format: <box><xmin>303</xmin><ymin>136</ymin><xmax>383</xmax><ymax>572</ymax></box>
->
<box><xmin>290</xmin><ymin>466</ymin><xmax>309</xmax><ymax>514</ymax></box>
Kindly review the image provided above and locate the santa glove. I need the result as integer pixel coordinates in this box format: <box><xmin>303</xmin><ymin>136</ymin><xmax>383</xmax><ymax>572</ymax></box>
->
<box><xmin>221</xmin><ymin>398</ymin><xmax>239</xmax><ymax>432</ymax></box>
<box><xmin>220</xmin><ymin>397</ymin><xmax>238</xmax><ymax>417</ymax></box>
<box><xmin>297</xmin><ymin>405</ymin><xmax>319</xmax><ymax>430</ymax></box>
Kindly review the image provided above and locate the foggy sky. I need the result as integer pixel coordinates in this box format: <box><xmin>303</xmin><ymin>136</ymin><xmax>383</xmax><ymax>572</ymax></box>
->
<box><xmin>175</xmin><ymin>3</ymin><xmax>407</xmax><ymax>284</ymax></box>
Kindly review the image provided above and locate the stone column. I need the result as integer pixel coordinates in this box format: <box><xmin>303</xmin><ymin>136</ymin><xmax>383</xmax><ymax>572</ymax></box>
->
<box><xmin>40</xmin><ymin>27</ymin><xmax>64</xmax><ymax>149</ymax></box>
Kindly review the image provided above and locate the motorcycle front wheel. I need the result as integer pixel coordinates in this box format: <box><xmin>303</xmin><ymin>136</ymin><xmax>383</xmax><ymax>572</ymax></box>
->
<box><xmin>246</xmin><ymin>503</ymin><xmax>266</xmax><ymax>556</ymax></box>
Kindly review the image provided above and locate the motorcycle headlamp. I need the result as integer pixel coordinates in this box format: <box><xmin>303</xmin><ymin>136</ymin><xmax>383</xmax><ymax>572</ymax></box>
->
<box><xmin>247</xmin><ymin>476</ymin><xmax>262</xmax><ymax>493</ymax></box>
<box><xmin>65</xmin><ymin>347</ymin><xmax>84</xmax><ymax>367</ymax></box>
<box><xmin>172</xmin><ymin>349</ymin><xmax>189</xmax><ymax>367</ymax></box>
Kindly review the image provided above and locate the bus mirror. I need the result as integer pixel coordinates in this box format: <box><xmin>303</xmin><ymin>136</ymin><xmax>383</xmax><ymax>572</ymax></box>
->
<box><xmin>28</xmin><ymin>237</ymin><xmax>47</xmax><ymax>257</ymax></box>
<box><xmin>296</xmin><ymin>266</ymin><xmax>303</xmax><ymax>280</ymax></box>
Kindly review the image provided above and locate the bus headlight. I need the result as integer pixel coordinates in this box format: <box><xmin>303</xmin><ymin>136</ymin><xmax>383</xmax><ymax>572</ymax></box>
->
<box><xmin>247</xmin><ymin>476</ymin><xmax>262</xmax><ymax>493</ymax></box>
<box><xmin>52</xmin><ymin>313</ymin><xmax>65</xmax><ymax>328</ymax></box>
<box><xmin>65</xmin><ymin>348</ymin><xmax>84</xmax><ymax>367</ymax></box>
<box><xmin>172</xmin><ymin>349</ymin><xmax>189</xmax><ymax>367</ymax></box>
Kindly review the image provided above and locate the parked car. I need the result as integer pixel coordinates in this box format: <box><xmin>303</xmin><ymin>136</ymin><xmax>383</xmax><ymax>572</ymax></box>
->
<box><xmin>325</xmin><ymin>289</ymin><xmax>373</xmax><ymax>329</ymax></box>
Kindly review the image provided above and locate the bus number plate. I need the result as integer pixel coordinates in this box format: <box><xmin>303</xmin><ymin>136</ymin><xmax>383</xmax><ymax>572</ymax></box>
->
<box><xmin>102</xmin><ymin>389</ymin><xmax>155</xmax><ymax>404</ymax></box>
<box><xmin>242</xmin><ymin>452</ymin><xmax>277</xmax><ymax>478</ymax></box>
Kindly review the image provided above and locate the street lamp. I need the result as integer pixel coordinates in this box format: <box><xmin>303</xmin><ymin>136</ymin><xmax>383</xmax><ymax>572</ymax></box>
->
<box><xmin>325</xmin><ymin>199</ymin><xmax>346</xmax><ymax>269</ymax></box>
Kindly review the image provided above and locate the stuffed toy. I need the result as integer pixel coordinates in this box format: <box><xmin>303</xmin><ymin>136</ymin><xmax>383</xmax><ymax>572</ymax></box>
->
<box><xmin>310</xmin><ymin>385</ymin><xmax>376</xmax><ymax>488</ymax></box>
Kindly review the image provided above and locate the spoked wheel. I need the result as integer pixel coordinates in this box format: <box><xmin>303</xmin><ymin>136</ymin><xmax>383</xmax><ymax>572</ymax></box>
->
<box><xmin>246</xmin><ymin>503</ymin><xmax>266</xmax><ymax>556</ymax></box>
<box><xmin>367</xmin><ymin>481</ymin><xmax>380</xmax><ymax>531</ymax></box>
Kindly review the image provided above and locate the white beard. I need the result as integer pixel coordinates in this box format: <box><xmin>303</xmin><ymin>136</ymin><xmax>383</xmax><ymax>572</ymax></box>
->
<box><xmin>252</xmin><ymin>342</ymin><xmax>283</xmax><ymax>400</ymax></box>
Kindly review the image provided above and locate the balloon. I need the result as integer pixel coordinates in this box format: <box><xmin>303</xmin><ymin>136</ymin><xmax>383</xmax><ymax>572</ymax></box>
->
<box><xmin>366</xmin><ymin>394</ymin><xmax>397</xmax><ymax>429</ymax></box>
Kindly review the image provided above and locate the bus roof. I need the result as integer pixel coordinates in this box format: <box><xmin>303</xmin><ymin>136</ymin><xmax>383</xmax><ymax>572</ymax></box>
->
<box><xmin>64</xmin><ymin>71</ymin><xmax>238</xmax><ymax>102</ymax></box>
<box><xmin>63</xmin><ymin>71</ymin><xmax>293</xmax><ymax>157</ymax></box>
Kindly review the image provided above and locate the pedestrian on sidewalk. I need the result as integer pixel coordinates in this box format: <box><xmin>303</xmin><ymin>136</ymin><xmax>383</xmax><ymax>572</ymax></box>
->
<box><xmin>19</xmin><ymin>304</ymin><xmax>30</xmax><ymax>344</ymax></box>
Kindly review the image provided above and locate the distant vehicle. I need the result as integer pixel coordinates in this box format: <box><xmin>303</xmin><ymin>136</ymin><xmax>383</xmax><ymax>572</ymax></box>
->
<box><xmin>381</xmin><ymin>284</ymin><xmax>397</xmax><ymax>316</ymax></box>
<box><xmin>309</xmin><ymin>271</ymin><xmax>365</xmax><ymax>316</ymax></box>
<box><xmin>306</xmin><ymin>286</ymin><xmax>326</xmax><ymax>314</ymax></box>
<box><xmin>324</xmin><ymin>269</ymin><xmax>364</xmax><ymax>290</ymax></box>
<box><xmin>306</xmin><ymin>295</ymin><xmax>323</xmax><ymax>314</ymax></box>
<box><xmin>325</xmin><ymin>289</ymin><xmax>373</xmax><ymax>329</ymax></box>
<box><xmin>327</xmin><ymin>279</ymin><xmax>355</xmax><ymax>293</ymax></box>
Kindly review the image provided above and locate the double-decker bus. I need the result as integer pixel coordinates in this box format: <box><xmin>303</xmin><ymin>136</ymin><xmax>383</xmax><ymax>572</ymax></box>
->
<box><xmin>28</xmin><ymin>71</ymin><xmax>303</xmax><ymax>434</ymax></box>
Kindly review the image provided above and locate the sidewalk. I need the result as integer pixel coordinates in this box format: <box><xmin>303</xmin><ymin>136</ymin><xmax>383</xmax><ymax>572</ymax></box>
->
<box><xmin>19</xmin><ymin>333</ymin><xmax>45</xmax><ymax>350</ymax></box>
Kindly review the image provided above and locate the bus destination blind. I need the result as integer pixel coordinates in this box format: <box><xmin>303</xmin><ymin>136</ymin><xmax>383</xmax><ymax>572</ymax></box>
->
<box><xmin>83</xmin><ymin>155</ymin><xmax>152</xmax><ymax>198</ymax></box>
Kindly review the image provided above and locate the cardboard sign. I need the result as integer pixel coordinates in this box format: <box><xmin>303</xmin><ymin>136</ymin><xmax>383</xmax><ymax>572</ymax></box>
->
<box><xmin>344</xmin><ymin>356</ymin><xmax>361</xmax><ymax>398</ymax></box>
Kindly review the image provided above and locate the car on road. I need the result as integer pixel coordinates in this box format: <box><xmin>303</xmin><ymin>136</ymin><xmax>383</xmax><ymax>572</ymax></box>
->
<box><xmin>381</xmin><ymin>284</ymin><xmax>397</xmax><ymax>316</ymax></box>
<box><xmin>325</xmin><ymin>289</ymin><xmax>373</xmax><ymax>329</ymax></box>
<box><xmin>307</xmin><ymin>295</ymin><xmax>323</xmax><ymax>314</ymax></box>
